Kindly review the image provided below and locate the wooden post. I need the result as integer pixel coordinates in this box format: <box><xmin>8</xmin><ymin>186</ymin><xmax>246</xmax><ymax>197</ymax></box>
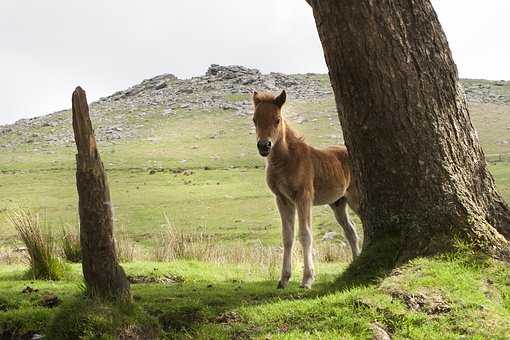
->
<box><xmin>72</xmin><ymin>86</ymin><xmax>130</xmax><ymax>300</ymax></box>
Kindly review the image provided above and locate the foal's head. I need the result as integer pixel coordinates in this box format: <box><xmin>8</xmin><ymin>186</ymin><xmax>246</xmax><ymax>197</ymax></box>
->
<box><xmin>252</xmin><ymin>90</ymin><xmax>286</xmax><ymax>157</ymax></box>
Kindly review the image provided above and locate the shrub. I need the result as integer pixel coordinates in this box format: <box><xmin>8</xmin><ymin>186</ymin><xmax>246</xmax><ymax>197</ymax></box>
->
<box><xmin>8</xmin><ymin>209</ymin><xmax>66</xmax><ymax>280</ymax></box>
<box><xmin>61</xmin><ymin>224</ymin><xmax>82</xmax><ymax>263</ymax></box>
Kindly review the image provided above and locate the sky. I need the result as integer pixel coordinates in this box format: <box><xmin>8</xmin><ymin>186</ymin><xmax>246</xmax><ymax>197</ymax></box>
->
<box><xmin>1</xmin><ymin>0</ymin><xmax>509</xmax><ymax>125</ymax></box>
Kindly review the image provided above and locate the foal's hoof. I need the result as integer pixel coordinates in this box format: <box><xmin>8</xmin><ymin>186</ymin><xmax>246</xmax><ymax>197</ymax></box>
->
<box><xmin>300</xmin><ymin>277</ymin><xmax>314</xmax><ymax>289</ymax></box>
<box><xmin>277</xmin><ymin>281</ymin><xmax>288</xmax><ymax>289</ymax></box>
<box><xmin>299</xmin><ymin>283</ymin><xmax>312</xmax><ymax>289</ymax></box>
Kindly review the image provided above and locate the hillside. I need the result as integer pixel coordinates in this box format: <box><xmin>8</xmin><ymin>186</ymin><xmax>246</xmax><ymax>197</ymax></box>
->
<box><xmin>1</xmin><ymin>65</ymin><xmax>510</xmax><ymax>150</ymax></box>
<box><xmin>1</xmin><ymin>66</ymin><xmax>510</xmax><ymax>339</ymax></box>
<box><xmin>0</xmin><ymin>65</ymin><xmax>333</xmax><ymax>149</ymax></box>
<box><xmin>1</xmin><ymin>65</ymin><xmax>510</xmax><ymax>248</ymax></box>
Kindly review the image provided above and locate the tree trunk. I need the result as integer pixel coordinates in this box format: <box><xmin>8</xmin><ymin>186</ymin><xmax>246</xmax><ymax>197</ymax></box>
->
<box><xmin>307</xmin><ymin>0</ymin><xmax>510</xmax><ymax>260</ymax></box>
<box><xmin>72</xmin><ymin>87</ymin><xmax>131</xmax><ymax>300</ymax></box>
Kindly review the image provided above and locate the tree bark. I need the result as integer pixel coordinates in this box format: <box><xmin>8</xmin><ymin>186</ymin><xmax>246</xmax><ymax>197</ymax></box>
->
<box><xmin>72</xmin><ymin>87</ymin><xmax>131</xmax><ymax>300</ymax></box>
<box><xmin>307</xmin><ymin>0</ymin><xmax>510</xmax><ymax>260</ymax></box>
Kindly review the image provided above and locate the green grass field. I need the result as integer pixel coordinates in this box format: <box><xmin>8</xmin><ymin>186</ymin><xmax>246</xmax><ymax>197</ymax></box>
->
<box><xmin>0</xmin><ymin>98</ymin><xmax>354</xmax><ymax>247</ymax></box>
<box><xmin>1</xmin><ymin>98</ymin><xmax>509</xmax><ymax>250</ymax></box>
<box><xmin>1</xmin><ymin>249</ymin><xmax>509</xmax><ymax>339</ymax></box>
<box><xmin>1</xmin><ymin>89</ymin><xmax>510</xmax><ymax>338</ymax></box>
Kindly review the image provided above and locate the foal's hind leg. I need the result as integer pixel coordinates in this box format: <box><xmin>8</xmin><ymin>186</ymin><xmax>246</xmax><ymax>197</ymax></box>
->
<box><xmin>330</xmin><ymin>197</ymin><xmax>360</xmax><ymax>259</ymax></box>
<box><xmin>276</xmin><ymin>195</ymin><xmax>295</xmax><ymax>289</ymax></box>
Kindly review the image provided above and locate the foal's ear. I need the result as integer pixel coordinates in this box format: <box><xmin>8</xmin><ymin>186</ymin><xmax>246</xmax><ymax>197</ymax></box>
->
<box><xmin>252</xmin><ymin>91</ymin><xmax>260</xmax><ymax>106</ymax></box>
<box><xmin>274</xmin><ymin>90</ymin><xmax>286</xmax><ymax>108</ymax></box>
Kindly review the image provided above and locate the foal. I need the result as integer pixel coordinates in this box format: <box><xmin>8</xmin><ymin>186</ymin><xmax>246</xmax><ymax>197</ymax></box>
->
<box><xmin>252</xmin><ymin>90</ymin><xmax>361</xmax><ymax>289</ymax></box>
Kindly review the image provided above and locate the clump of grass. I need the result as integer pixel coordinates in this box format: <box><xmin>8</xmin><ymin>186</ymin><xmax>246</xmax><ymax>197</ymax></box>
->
<box><xmin>316</xmin><ymin>240</ymin><xmax>351</xmax><ymax>263</ymax></box>
<box><xmin>152</xmin><ymin>227</ymin><xmax>281</xmax><ymax>279</ymax></box>
<box><xmin>8</xmin><ymin>209</ymin><xmax>66</xmax><ymax>280</ymax></box>
<box><xmin>61</xmin><ymin>224</ymin><xmax>81</xmax><ymax>263</ymax></box>
<box><xmin>151</xmin><ymin>215</ymin><xmax>350</xmax><ymax>279</ymax></box>
<box><xmin>115</xmin><ymin>225</ymin><xmax>139</xmax><ymax>263</ymax></box>
<box><xmin>152</xmin><ymin>217</ymin><xmax>216</xmax><ymax>262</ymax></box>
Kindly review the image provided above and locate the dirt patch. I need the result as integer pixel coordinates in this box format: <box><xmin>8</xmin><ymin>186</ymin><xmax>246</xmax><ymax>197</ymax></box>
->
<box><xmin>371</xmin><ymin>322</ymin><xmax>391</xmax><ymax>340</ymax></box>
<box><xmin>40</xmin><ymin>294</ymin><xmax>61</xmax><ymax>308</ymax></box>
<box><xmin>388</xmin><ymin>289</ymin><xmax>450</xmax><ymax>315</ymax></box>
<box><xmin>215</xmin><ymin>311</ymin><xmax>243</xmax><ymax>324</ymax></box>
<box><xmin>117</xmin><ymin>324</ymin><xmax>159</xmax><ymax>340</ymax></box>
<box><xmin>22</xmin><ymin>286</ymin><xmax>39</xmax><ymax>294</ymax></box>
<box><xmin>159</xmin><ymin>306</ymin><xmax>204</xmax><ymax>332</ymax></box>
<box><xmin>127</xmin><ymin>274</ymin><xmax>183</xmax><ymax>285</ymax></box>
<box><xmin>230</xmin><ymin>325</ymin><xmax>262</xmax><ymax>340</ymax></box>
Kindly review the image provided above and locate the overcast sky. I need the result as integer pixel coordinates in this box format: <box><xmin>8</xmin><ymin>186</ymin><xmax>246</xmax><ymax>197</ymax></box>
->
<box><xmin>1</xmin><ymin>0</ymin><xmax>509</xmax><ymax>125</ymax></box>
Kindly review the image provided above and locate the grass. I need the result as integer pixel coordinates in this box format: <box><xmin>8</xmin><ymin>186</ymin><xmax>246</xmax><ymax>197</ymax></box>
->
<box><xmin>147</xmin><ymin>219</ymin><xmax>350</xmax><ymax>268</ymax></box>
<box><xmin>1</xmin><ymin>99</ymin><xmax>508</xmax><ymax>250</ymax></box>
<box><xmin>0</xmin><ymin>249</ymin><xmax>509</xmax><ymax>339</ymax></box>
<box><xmin>224</xmin><ymin>93</ymin><xmax>250</xmax><ymax>103</ymax></box>
<box><xmin>8</xmin><ymin>209</ymin><xmax>66</xmax><ymax>280</ymax></box>
<box><xmin>61</xmin><ymin>225</ymin><xmax>81</xmax><ymax>263</ymax></box>
<box><xmin>0</xmin><ymin>99</ymin><xmax>362</xmax><ymax>248</ymax></box>
<box><xmin>469</xmin><ymin>103</ymin><xmax>510</xmax><ymax>155</ymax></box>
<box><xmin>1</xmin><ymin>83</ymin><xmax>510</xmax><ymax>337</ymax></box>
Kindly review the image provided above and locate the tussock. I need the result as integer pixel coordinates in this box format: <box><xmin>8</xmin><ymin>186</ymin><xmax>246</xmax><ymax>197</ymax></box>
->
<box><xmin>61</xmin><ymin>224</ymin><xmax>81</xmax><ymax>263</ymax></box>
<box><xmin>8</xmin><ymin>209</ymin><xmax>66</xmax><ymax>280</ymax></box>
<box><xmin>115</xmin><ymin>224</ymin><xmax>140</xmax><ymax>263</ymax></box>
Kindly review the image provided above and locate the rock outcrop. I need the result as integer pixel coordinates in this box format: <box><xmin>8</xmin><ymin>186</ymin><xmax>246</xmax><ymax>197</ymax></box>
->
<box><xmin>1</xmin><ymin>65</ymin><xmax>509</xmax><ymax>150</ymax></box>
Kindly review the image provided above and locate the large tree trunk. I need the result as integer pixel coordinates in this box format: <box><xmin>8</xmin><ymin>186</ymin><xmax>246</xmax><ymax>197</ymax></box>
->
<box><xmin>307</xmin><ymin>0</ymin><xmax>510</xmax><ymax>260</ymax></box>
<box><xmin>72</xmin><ymin>87</ymin><xmax>131</xmax><ymax>300</ymax></box>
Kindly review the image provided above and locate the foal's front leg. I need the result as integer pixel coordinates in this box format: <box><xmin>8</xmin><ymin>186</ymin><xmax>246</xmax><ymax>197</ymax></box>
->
<box><xmin>276</xmin><ymin>196</ymin><xmax>295</xmax><ymax>289</ymax></box>
<box><xmin>297</xmin><ymin>192</ymin><xmax>314</xmax><ymax>289</ymax></box>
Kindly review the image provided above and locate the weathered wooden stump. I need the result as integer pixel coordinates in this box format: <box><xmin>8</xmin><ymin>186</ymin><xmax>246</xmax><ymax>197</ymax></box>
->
<box><xmin>72</xmin><ymin>86</ymin><xmax>130</xmax><ymax>300</ymax></box>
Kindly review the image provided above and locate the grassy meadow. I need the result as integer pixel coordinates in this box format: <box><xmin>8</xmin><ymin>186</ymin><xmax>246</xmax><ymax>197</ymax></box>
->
<box><xmin>1</xmin><ymin>98</ymin><xmax>509</xmax><ymax>249</ymax></box>
<box><xmin>1</xmin><ymin>91</ymin><xmax>510</xmax><ymax>338</ymax></box>
<box><xmin>1</xmin><ymin>249</ymin><xmax>509</xmax><ymax>338</ymax></box>
<box><xmin>0</xmin><ymin>98</ymin><xmax>356</xmax><ymax>249</ymax></box>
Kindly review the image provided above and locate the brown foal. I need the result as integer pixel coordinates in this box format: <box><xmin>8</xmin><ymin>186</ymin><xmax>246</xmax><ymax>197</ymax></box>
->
<box><xmin>252</xmin><ymin>90</ymin><xmax>361</xmax><ymax>289</ymax></box>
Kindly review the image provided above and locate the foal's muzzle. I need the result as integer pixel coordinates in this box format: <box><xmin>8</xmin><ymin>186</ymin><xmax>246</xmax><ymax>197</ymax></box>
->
<box><xmin>257</xmin><ymin>140</ymin><xmax>272</xmax><ymax>157</ymax></box>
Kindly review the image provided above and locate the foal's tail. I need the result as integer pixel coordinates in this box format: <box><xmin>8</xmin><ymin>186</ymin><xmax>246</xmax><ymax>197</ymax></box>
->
<box><xmin>345</xmin><ymin>181</ymin><xmax>361</xmax><ymax>216</ymax></box>
<box><xmin>344</xmin><ymin>156</ymin><xmax>361</xmax><ymax>216</ymax></box>
<box><xmin>332</xmin><ymin>145</ymin><xmax>360</xmax><ymax>215</ymax></box>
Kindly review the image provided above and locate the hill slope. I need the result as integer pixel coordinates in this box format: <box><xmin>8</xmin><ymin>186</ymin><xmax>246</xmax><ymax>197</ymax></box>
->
<box><xmin>1</xmin><ymin>65</ymin><xmax>510</xmax><ymax>150</ymax></box>
<box><xmin>1</xmin><ymin>65</ymin><xmax>510</xmax><ymax>339</ymax></box>
<box><xmin>0</xmin><ymin>65</ymin><xmax>509</xmax><ymax>248</ymax></box>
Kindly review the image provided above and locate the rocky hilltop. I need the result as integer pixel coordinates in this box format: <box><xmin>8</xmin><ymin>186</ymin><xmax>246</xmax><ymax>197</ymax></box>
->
<box><xmin>1</xmin><ymin>64</ymin><xmax>509</xmax><ymax>149</ymax></box>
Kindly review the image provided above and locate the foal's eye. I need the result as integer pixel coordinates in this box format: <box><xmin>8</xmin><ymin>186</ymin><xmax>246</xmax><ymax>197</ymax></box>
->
<box><xmin>275</xmin><ymin>118</ymin><xmax>280</xmax><ymax>125</ymax></box>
